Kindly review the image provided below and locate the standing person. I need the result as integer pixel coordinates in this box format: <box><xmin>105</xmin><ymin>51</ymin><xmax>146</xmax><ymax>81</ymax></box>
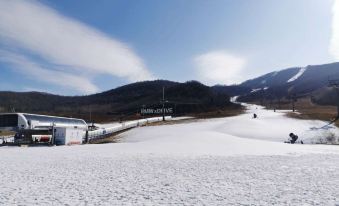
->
<box><xmin>253</xmin><ymin>113</ymin><xmax>257</xmax><ymax>119</ymax></box>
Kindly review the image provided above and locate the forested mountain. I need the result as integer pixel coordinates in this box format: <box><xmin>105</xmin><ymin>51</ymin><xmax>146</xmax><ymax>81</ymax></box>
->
<box><xmin>4</xmin><ymin>61</ymin><xmax>339</xmax><ymax>122</ymax></box>
<box><xmin>235</xmin><ymin>62</ymin><xmax>339</xmax><ymax>105</ymax></box>
<box><xmin>0</xmin><ymin>80</ymin><xmax>238</xmax><ymax>122</ymax></box>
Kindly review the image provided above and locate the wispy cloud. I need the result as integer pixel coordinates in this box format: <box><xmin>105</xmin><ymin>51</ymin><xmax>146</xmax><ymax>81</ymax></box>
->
<box><xmin>330</xmin><ymin>0</ymin><xmax>339</xmax><ymax>60</ymax></box>
<box><xmin>193</xmin><ymin>50</ymin><xmax>246</xmax><ymax>85</ymax></box>
<box><xmin>0</xmin><ymin>0</ymin><xmax>154</xmax><ymax>94</ymax></box>
<box><xmin>0</xmin><ymin>50</ymin><xmax>98</xmax><ymax>94</ymax></box>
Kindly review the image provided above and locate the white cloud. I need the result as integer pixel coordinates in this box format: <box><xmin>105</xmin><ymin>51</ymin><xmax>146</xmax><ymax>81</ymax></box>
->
<box><xmin>330</xmin><ymin>0</ymin><xmax>339</xmax><ymax>60</ymax></box>
<box><xmin>0</xmin><ymin>0</ymin><xmax>154</xmax><ymax>93</ymax></box>
<box><xmin>0</xmin><ymin>50</ymin><xmax>98</xmax><ymax>94</ymax></box>
<box><xmin>193</xmin><ymin>50</ymin><xmax>246</xmax><ymax>85</ymax></box>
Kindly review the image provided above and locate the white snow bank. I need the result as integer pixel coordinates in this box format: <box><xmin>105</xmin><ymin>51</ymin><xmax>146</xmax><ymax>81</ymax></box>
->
<box><xmin>287</xmin><ymin>67</ymin><xmax>307</xmax><ymax>83</ymax></box>
<box><xmin>1</xmin><ymin>103</ymin><xmax>339</xmax><ymax>205</ymax></box>
<box><xmin>224</xmin><ymin>103</ymin><xmax>339</xmax><ymax>144</ymax></box>
<box><xmin>117</xmin><ymin>103</ymin><xmax>339</xmax><ymax>156</ymax></box>
<box><xmin>251</xmin><ymin>87</ymin><xmax>268</xmax><ymax>93</ymax></box>
<box><xmin>95</xmin><ymin>116</ymin><xmax>191</xmax><ymax>129</ymax></box>
<box><xmin>170</xmin><ymin>116</ymin><xmax>194</xmax><ymax>121</ymax></box>
<box><xmin>251</xmin><ymin>88</ymin><xmax>261</xmax><ymax>93</ymax></box>
<box><xmin>88</xmin><ymin>116</ymin><xmax>172</xmax><ymax>139</ymax></box>
<box><xmin>230</xmin><ymin>96</ymin><xmax>239</xmax><ymax>102</ymax></box>
<box><xmin>0</xmin><ymin>146</ymin><xmax>338</xmax><ymax>205</ymax></box>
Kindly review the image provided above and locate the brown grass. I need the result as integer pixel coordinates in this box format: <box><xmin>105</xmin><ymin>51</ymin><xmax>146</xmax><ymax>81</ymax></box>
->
<box><xmin>258</xmin><ymin>97</ymin><xmax>339</xmax><ymax>126</ymax></box>
<box><xmin>0</xmin><ymin>130</ymin><xmax>15</xmax><ymax>136</ymax></box>
<box><xmin>193</xmin><ymin>107</ymin><xmax>245</xmax><ymax>119</ymax></box>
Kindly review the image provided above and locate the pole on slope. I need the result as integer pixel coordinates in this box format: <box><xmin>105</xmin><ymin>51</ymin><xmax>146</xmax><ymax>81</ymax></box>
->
<box><xmin>329</xmin><ymin>79</ymin><xmax>339</xmax><ymax>118</ymax></box>
<box><xmin>89</xmin><ymin>105</ymin><xmax>92</xmax><ymax>123</ymax></box>
<box><xmin>85</xmin><ymin>130</ymin><xmax>89</xmax><ymax>144</ymax></box>
<box><xmin>291</xmin><ymin>94</ymin><xmax>297</xmax><ymax>112</ymax></box>
<box><xmin>162</xmin><ymin>86</ymin><xmax>165</xmax><ymax>121</ymax></box>
<box><xmin>51</xmin><ymin>123</ymin><xmax>55</xmax><ymax>146</ymax></box>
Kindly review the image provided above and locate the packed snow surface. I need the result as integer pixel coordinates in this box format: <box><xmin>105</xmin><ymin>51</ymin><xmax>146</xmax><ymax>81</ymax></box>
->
<box><xmin>250</xmin><ymin>88</ymin><xmax>261</xmax><ymax>93</ymax></box>
<box><xmin>1</xmin><ymin>104</ymin><xmax>339</xmax><ymax>205</ymax></box>
<box><xmin>251</xmin><ymin>87</ymin><xmax>268</xmax><ymax>93</ymax></box>
<box><xmin>287</xmin><ymin>67</ymin><xmax>307</xmax><ymax>83</ymax></box>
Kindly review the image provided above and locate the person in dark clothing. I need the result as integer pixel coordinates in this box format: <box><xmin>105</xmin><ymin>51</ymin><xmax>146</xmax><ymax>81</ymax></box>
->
<box><xmin>289</xmin><ymin>133</ymin><xmax>298</xmax><ymax>144</ymax></box>
<box><xmin>253</xmin><ymin>113</ymin><xmax>257</xmax><ymax>119</ymax></box>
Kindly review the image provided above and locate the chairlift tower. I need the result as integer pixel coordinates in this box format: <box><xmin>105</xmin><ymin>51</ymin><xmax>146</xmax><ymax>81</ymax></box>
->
<box><xmin>260</xmin><ymin>88</ymin><xmax>265</xmax><ymax>106</ymax></box>
<box><xmin>160</xmin><ymin>86</ymin><xmax>168</xmax><ymax>121</ymax></box>
<box><xmin>291</xmin><ymin>93</ymin><xmax>297</xmax><ymax>112</ymax></box>
<box><xmin>328</xmin><ymin>79</ymin><xmax>339</xmax><ymax>117</ymax></box>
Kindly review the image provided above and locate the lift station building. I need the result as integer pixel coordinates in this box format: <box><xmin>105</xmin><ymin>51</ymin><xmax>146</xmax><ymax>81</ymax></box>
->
<box><xmin>0</xmin><ymin>113</ymin><xmax>88</xmax><ymax>145</ymax></box>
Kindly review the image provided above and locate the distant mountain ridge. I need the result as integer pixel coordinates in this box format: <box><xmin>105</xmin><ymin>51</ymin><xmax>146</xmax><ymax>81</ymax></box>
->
<box><xmin>2</xmin><ymin>62</ymin><xmax>339</xmax><ymax>121</ymax></box>
<box><xmin>0</xmin><ymin>80</ymin><xmax>237</xmax><ymax>122</ymax></box>
<box><xmin>237</xmin><ymin>62</ymin><xmax>339</xmax><ymax>105</ymax></box>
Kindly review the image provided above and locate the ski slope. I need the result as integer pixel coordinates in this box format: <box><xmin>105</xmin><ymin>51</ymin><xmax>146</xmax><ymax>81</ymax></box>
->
<box><xmin>287</xmin><ymin>67</ymin><xmax>307</xmax><ymax>83</ymax></box>
<box><xmin>0</xmin><ymin>104</ymin><xmax>339</xmax><ymax>205</ymax></box>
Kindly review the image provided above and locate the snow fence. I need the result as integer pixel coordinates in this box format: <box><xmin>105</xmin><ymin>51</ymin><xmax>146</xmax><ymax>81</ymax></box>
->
<box><xmin>87</xmin><ymin>116</ymin><xmax>172</xmax><ymax>141</ymax></box>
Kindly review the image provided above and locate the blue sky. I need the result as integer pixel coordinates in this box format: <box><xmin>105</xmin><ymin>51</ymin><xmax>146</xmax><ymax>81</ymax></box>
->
<box><xmin>0</xmin><ymin>0</ymin><xmax>337</xmax><ymax>95</ymax></box>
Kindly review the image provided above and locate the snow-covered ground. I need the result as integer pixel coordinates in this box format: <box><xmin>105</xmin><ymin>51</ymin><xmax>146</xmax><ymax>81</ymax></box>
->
<box><xmin>95</xmin><ymin>116</ymin><xmax>193</xmax><ymax>129</ymax></box>
<box><xmin>287</xmin><ymin>66</ymin><xmax>307</xmax><ymax>83</ymax></box>
<box><xmin>1</xmin><ymin>104</ymin><xmax>339</xmax><ymax>205</ymax></box>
